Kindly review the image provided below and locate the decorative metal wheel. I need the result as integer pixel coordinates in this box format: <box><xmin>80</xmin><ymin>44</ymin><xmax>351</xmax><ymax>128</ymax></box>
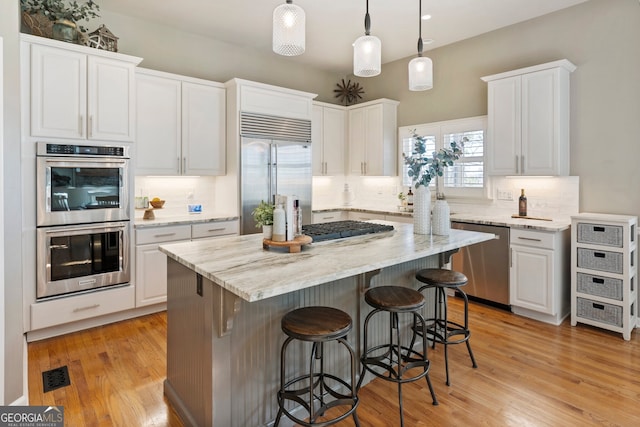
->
<box><xmin>334</xmin><ymin>79</ymin><xmax>365</xmax><ymax>105</ymax></box>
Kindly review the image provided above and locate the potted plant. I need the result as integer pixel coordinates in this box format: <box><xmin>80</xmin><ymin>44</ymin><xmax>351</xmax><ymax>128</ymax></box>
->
<box><xmin>403</xmin><ymin>131</ymin><xmax>463</xmax><ymax>234</ymax></box>
<box><xmin>21</xmin><ymin>0</ymin><xmax>100</xmax><ymax>43</ymax></box>
<box><xmin>252</xmin><ymin>200</ymin><xmax>274</xmax><ymax>239</ymax></box>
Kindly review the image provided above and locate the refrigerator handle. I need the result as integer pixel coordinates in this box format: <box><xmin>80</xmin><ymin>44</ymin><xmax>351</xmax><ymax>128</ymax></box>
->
<box><xmin>270</xmin><ymin>144</ymin><xmax>277</xmax><ymax>204</ymax></box>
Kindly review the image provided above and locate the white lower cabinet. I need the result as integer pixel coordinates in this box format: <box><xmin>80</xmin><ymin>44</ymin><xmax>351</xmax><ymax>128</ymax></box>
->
<box><xmin>312</xmin><ymin>211</ymin><xmax>347</xmax><ymax>223</ymax></box>
<box><xmin>348</xmin><ymin>212</ymin><xmax>387</xmax><ymax>222</ymax></box>
<box><xmin>510</xmin><ymin>228</ymin><xmax>570</xmax><ymax>325</ymax></box>
<box><xmin>30</xmin><ymin>284</ymin><xmax>135</xmax><ymax>331</ymax></box>
<box><xmin>135</xmin><ymin>221</ymin><xmax>238</xmax><ymax>307</ymax></box>
<box><xmin>135</xmin><ymin>225</ymin><xmax>191</xmax><ymax>307</ymax></box>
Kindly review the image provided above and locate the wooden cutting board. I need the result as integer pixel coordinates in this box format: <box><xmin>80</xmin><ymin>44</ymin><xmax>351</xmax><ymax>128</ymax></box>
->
<box><xmin>511</xmin><ymin>214</ymin><xmax>553</xmax><ymax>221</ymax></box>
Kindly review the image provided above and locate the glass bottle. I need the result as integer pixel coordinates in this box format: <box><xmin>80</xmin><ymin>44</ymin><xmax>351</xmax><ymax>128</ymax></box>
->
<box><xmin>407</xmin><ymin>187</ymin><xmax>414</xmax><ymax>206</ymax></box>
<box><xmin>519</xmin><ymin>189</ymin><xmax>527</xmax><ymax>217</ymax></box>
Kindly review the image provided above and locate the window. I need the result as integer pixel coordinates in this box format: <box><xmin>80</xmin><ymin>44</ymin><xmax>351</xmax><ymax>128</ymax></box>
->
<box><xmin>399</xmin><ymin>116</ymin><xmax>487</xmax><ymax>198</ymax></box>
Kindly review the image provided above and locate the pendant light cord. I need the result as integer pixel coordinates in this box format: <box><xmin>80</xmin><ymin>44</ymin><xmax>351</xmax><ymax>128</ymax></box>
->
<box><xmin>364</xmin><ymin>0</ymin><xmax>371</xmax><ymax>35</ymax></box>
<box><xmin>417</xmin><ymin>0</ymin><xmax>423</xmax><ymax>57</ymax></box>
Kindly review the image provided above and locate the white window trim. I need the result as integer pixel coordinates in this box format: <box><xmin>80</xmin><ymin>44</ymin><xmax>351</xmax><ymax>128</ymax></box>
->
<box><xmin>398</xmin><ymin>115</ymin><xmax>489</xmax><ymax>200</ymax></box>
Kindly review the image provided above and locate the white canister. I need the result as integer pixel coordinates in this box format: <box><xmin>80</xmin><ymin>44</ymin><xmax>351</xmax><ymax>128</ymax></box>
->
<box><xmin>272</xmin><ymin>204</ymin><xmax>286</xmax><ymax>242</ymax></box>
<box><xmin>432</xmin><ymin>199</ymin><xmax>451</xmax><ymax>236</ymax></box>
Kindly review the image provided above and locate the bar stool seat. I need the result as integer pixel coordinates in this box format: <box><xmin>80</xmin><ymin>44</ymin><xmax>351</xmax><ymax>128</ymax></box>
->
<box><xmin>357</xmin><ymin>286</ymin><xmax>438</xmax><ymax>427</ymax></box>
<box><xmin>275</xmin><ymin>306</ymin><xmax>360</xmax><ymax>427</ymax></box>
<box><xmin>414</xmin><ymin>268</ymin><xmax>478</xmax><ymax>386</ymax></box>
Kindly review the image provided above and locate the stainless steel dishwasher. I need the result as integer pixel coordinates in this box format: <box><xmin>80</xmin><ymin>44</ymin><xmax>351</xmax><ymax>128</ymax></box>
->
<box><xmin>451</xmin><ymin>222</ymin><xmax>510</xmax><ymax>308</ymax></box>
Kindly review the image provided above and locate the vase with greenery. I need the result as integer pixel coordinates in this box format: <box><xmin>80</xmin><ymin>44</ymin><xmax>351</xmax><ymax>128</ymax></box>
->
<box><xmin>403</xmin><ymin>130</ymin><xmax>463</xmax><ymax>234</ymax></box>
<box><xmin>21</xmin><ymin>0</ymin><xmax>100</xmax><ymax>42</ymax></box>
<box><xmin>252</xmin><ymin>200</ymin><xmax>274</xmax><ymax>239</ymax></box>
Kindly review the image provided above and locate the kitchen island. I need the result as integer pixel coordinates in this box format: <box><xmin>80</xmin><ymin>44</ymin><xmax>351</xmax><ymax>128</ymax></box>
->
<box><xmin>159</xmin><ymin>221</ymin><xmax>494</xmax><ymax>427</ymax></box>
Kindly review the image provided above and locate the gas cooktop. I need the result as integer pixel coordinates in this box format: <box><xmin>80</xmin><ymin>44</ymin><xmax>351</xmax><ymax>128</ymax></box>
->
<box><xmin>302</xmin><ymin>220</ymin><xmax>394</xmax><ymax>242</ymax></box>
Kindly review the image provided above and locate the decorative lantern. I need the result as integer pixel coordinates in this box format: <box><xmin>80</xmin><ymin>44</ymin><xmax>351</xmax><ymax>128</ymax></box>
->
<box><xmin>86</xmin><ymin>24</ymin><xmax>118</xmax><ymax>52</ymax></box>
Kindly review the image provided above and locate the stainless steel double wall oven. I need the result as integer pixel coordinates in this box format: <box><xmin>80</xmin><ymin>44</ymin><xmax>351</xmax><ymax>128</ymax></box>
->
<box><xmin>36</xmin><ymin>142</ymin><xmax>131</xmax><ymax>299</ymax></box>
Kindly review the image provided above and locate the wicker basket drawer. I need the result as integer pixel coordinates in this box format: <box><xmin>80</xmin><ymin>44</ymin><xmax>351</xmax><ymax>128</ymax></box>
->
<box><xmin>577</xmin><ymin>248</ymin><xmax>623</xmax><ymax>274</ymax></box>
<box><xmin>577</xmin><ymin>223</ymin><xmax>623</xmax><ymax>247</ymax></box>
<box><xmin>576</xmin><ymin>297</ymin><xmax>622</xmax><ymax>327</ymax></box>
<box><xmin>576</xmin><ymin>273</ymin><xmax>623</xmax><ymax>301</ymax></box>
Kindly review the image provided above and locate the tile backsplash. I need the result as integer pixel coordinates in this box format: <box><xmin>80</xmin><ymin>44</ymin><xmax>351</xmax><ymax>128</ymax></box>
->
<box><xmin>135</xmin><ymin>176</ymin><xmax>218</xmax><ymax>218</ymax></box>
<box><xmin>313</xmin><ymin>175</ymin><xmax>579</xmax><ymax>219</ymax></box>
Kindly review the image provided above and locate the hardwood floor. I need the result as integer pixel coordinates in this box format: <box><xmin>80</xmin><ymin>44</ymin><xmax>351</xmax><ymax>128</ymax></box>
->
<box><xmin>28</xmin><ymin>299</ymin><xmax>640</xmax><ymax>426</ymax></box>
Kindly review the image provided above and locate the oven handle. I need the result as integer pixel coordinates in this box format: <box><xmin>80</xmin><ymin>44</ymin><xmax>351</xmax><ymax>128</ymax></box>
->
<box><xmin>44</xmin><ymin>158</ymin><xmax>128</xmax><ymax>165</ymax></box>
<box><xmin>41</xmin><ymin>222</ymin><xmax>128</xmax><ymax>235</ymax></box>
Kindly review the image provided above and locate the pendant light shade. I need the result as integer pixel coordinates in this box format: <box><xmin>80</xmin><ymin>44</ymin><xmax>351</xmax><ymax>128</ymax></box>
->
<box><xmin>408</xmin><ymin>0</ymin><xmax>433</xmax><ymax>90</ymax></box>
<box><xmin>353</xmin><ymin>0</ymin><xmax>381</xmax><ymax>77</ymax></box>
<box><xmin>273</xmin><ymin>0</ymin><xmax>305</xmax><ymax>56</ymax></box>
<box><xmin>409</xmin><ymin>56</ymin><xmax>433</xmax><ymax>91</ymax></box>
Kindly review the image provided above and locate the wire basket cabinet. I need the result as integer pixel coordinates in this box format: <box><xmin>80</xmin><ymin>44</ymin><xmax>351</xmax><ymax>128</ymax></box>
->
<box><xmin>571</xmin><ymin>213</ymin><xmax>637</xmax><ymax>340</ymax></box>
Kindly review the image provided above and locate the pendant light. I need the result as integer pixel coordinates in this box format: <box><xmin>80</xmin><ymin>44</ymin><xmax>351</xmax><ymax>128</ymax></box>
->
<box><xmin>273</xmin><ymin>0</ymin><xmax>305</xmax><ymax>56</ymax></box>
<box><xmin>353</xmin><ymin>0</ymin><xmax>381</xmax><ymax>77</ymax></box>
<box><xmin>408</xmin><ymin>0</ymin><xmax>433</xmax><ymax>90</ymax></box>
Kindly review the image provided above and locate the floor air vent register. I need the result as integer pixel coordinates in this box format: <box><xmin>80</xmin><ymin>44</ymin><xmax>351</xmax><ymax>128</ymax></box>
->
<box><xmin>42</xmin><ymin>365</ymin><xmax>71</xmax><ymax>393</ymax></box>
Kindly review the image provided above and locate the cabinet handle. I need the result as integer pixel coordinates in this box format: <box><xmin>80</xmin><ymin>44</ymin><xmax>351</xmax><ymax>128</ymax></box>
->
<box><xmin>517</xmin><ymin>237</ymin><xmax>542</xmax><ymax>242</ymax></box>
<box><xmin>364</xmin><ymin>162</ymin><xmax>367</xmax><ymax>175</ymax></box>
<box><xmin>592</xmin><ymin>277</ymin><xmax>605</xmax><ymax>284</ymax></box>
<box><xmin>154</xmin><ymin>233</ymin><xmax>177</xmax><ymax>238</ymax></box>
<box><xmin>593</xmin><ymin>226</ymin><xmax>605</xmax><ymax>232</ymax></box>
<box><xmin>88</xmin><ymin>115</ymin><xmax>93</xmax><ymax>138</ymax></box>
<box><xmin>592</xmin><ymin>303</ymin><xmax>605</xmax><ymax>310</ymax></box>
<box><xmin>177</xmin><ymin>157</ymin><xmax>181</xmax><ymax>174</ymax></box>
<box><xmin>594</xmin><ymin>252</ymin><xmax>606</xmax><ymax>258</ymax></box>
<box><xmin>183</xmin><ymin>157</ymin><xmax>187</xmax><ymax>174</ymax></box>
<box><xmin>515</xmin><ymin>155</ymin><xmax>519</xmax><ymax>174</ymax></box>
<box><xmin>79</xmin><ymin>115</ymin><xmax>83</xmax><ymax>137</ymax></box>
<box><xmin>207</xmin><ymin>228</ymin><xmax>225</xmax><ymax>232</ymax></box>
<box><xmin>521</xmin><ymin>155</ymin><xmax>524</xmax><ymax>174</ymax></box>
<box><xmin>73</xmin><ymin>304</ymin><xmax>100</xmax><ymax>313</ymax></box>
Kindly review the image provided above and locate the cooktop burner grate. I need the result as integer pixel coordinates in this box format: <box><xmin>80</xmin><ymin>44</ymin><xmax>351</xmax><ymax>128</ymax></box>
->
<box><xmin>302</xmin><ymin>220</ymin><xmax>394</xmax><ymax>242</ymax></box>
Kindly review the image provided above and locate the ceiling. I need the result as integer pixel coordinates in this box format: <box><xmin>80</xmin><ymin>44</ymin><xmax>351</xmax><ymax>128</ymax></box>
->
<box><xmin>101</xmin><ymin>0</ymin><xmax>588</xmax><ymax>75</ymax></box>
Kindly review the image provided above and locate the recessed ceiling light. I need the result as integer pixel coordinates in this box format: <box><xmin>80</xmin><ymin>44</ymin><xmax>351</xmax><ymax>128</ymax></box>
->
<box><xmin>423</xmin><ymin>38</ymin><xmax>434</xmax><ymax>44</ymax></box>
<box><xmin>422</xmin><ymin>14</ymin><xmax>432</xmax><ymax>20</ymax></box>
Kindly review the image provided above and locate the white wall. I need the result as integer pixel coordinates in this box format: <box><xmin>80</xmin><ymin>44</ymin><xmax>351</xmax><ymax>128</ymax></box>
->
<box><xmin>0</xmin><ymin>1</ymin><xmax>25</xmax><ymax>405</ymax></box>
<box><xmin>97</xmin><ymin>9</ymin><xmax>343</xmax><ymax>103</ymax></box>
<box><xmin>0</xmin><ymin>35</ymin><xmax>5</xmax><ymax>405</ymax></box>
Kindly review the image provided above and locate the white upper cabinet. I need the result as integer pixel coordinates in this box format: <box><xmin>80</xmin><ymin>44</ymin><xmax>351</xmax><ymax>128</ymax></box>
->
<box><xmin>25</xmin><ymin>35</ymin><xmax>141</xmax><ymax>142</ymax></box>
<box><xmin>181</xmin><ymin>81</ymin><xmax>226</xmax><ymax>175</ymax></box>
<box><xmin>347</xmin><ymin>98</ymin><xmax>399</xmax><ymax>176</ymax></box>
<box><xmin>312</xmin><ymin>102</ymin><xmax>346</xmax><ymax>175</ymax></box>
<box><xmin>482</xmin><ymin>60</ymin><xmax>576</xmax><ymax>176</ymax></box>
<box><xmin>135</xmin><ymin>68</ymin><xmax>226</xmax><ymax>176</ymax></box>
<box><xmin>234</xmin><ymin>78</ymin><xmax>315</xmax><ymax>120</ymax></box>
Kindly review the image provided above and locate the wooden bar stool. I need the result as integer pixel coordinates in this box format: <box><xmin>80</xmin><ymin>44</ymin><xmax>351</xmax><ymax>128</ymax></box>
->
<box><xmin>414</xmin><ymin>268</ymin><xmax>478</xmax><ymax>386</ymax></box>
<box><xmin>357</xmin><ymin>286</ymin><xmax>438</xmax><ymax>427</ymax></box>
<box><xmin>274</xmin><ymin>306</ymin><xmax>360</xmax><ymax>427</ymax></box>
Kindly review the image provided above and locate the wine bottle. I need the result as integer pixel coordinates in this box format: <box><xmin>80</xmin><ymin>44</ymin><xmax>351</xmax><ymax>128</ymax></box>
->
<box><xmin>407</xmin><ymin>187</ymin><xmax>414</xmax><ymax>206</ymax></box>
<box><xmin>519</xmin><ymin>189</ymin><xmax>527</xmax><ymax>217</ymax></box>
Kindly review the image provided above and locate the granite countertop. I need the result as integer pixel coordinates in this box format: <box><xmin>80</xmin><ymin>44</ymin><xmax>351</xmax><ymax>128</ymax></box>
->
<box><xmin>450</xmin><ymin>213</ymin><xmax>571</xmax><ymax>232</ymax></box>
<box><xmin>313</xmin><ymin>206</ymin><xmax>570</xmax><ymax>232</ymax></box>
<box><xmin>134</xmin><ymin>212</ymin><xmax>239</xmax><ymax>229</ymax></box>
<box><xmin>159</xmin><ymin>220</ymin><xmax>494</xmax><ymax>303</ymax></box>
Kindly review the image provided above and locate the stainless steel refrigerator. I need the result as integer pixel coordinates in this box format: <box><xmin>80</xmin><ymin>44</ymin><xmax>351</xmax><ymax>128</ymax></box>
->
<box><xmin>241</xmin><ymin>138</ymin><xmax>312</xmax><ymax>235</ymax></box>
